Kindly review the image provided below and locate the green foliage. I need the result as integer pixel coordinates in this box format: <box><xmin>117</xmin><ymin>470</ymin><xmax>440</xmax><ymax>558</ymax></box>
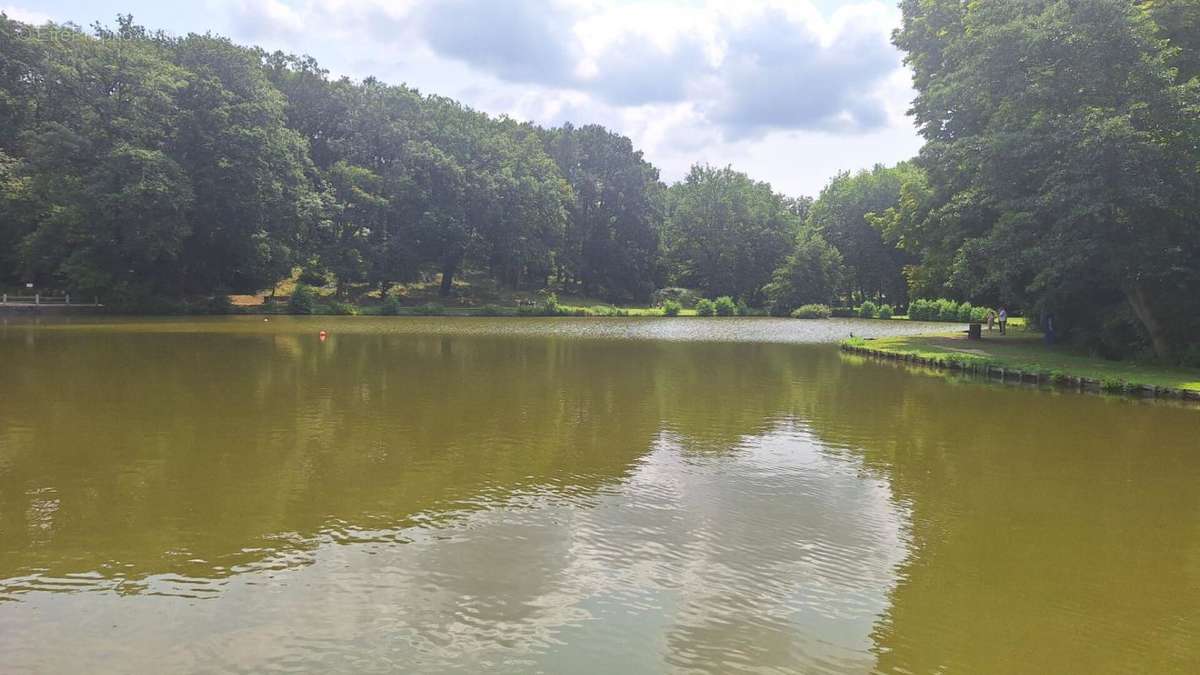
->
<box><xmin>908</xmin><ymin>298</ymin><xmax>992</xmax><ymax>323</ymax></box>
<box><xmin>831</xmin><ymin>307</ymin><xmax>857</xmax><ymax>318</ymax></box>
<box><xmin>695</xmin><ymin>298</ymin><xmax>716</xmax><ymax>316</ymax></box>
<box><xmin>652</xmin><ymin>287</ymin><xmax>699</xmax><ymax>308</ymax></box>
<box><xmin>540</xmin><ymin>293</ymin><xmax>565</xmax><ymax>316</ymax></box>
<box><xmin>546</xmin><ymin>124</ymin><xmax>663</xmax><ymax>302</ymax></box>
<box><xmin>380</xmin><ymin>295</ymin><xmax>402</xmax><ymax>316</ymax></box>
<box><xmin>859</xmin><ymin>301</ymin><xmax>879</xmax><ymax>319</ymax></box>
<box><xmin>298</xmin><ymin>269</ymin><xmax>328</xmax><ymax>287</ymax></box>
<box><xmin>1101</xmin><ymin>377</ymin><xmax>1128</xmax><ymax>393</ymax></box>
<box><xmin>479</xmin><ymin>304</ymin><xmax>505</xmax><ymax>316</ymax></box>
<box><xmin>289</xmin><ymin>285</ymin><xmax>317</xmax><ymax>315</ymax></box>
<box><xmin>764</xmin><ymin>229</ymin><xmax>843</xmax><ymax>316</ymax></box>
<box><xmin>936</xmin><ymin>299</ymin><xmax>960</xmax><ymax>322</ymax></box>
<box><xmin>662</xmin><ymin>299</ymin><xmax>682</xmax><ymax>316</ymax></box>
<box><xmin>908</xmin><ymin>298</ymin><xmax>932</xmax><ymax>321</ymax></box>
<box><xmin>791</xmin><ymin>304</ymin><xmax>832</xmax><ymax>319</ymax></box>
<box><xmin>714</xmin><ymin>296</ymin><xmax>737</xmax><ymax>316</ymax></box>
<box><xmin>957</xmin><ymin>302</ymin><xmax>974</xmax><ymax>323</ymax></box>
<box><xmin>664</xmin><ymin>165</ymin><xmax>799</xmax><ymax>305</ymax></box>
<box><xmin>810</xmin><ymin>163</ymin><xmax>919</xmax><ymax>305</ymax></box>
<box><xmin>326</xmin><ymin>300</ymin><xmax>358</xmax><ymax>316</ymax></box>
<box><xmin>893</xmin><ymin>0</ymin><xmax>1200</xmax><ymax>357</ymax></box>
<box><xmin>414</xmin><ymin>303</ymin><xmax>446</xmax><ymax>316</ymax></box>
<box><xmin>878</xmin><ymin>304</ymin><xmax>894</xmax><ymax>320</ymax></box>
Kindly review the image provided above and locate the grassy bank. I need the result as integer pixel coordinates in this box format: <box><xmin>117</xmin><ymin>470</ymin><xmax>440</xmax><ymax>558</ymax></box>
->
<box><xmin>844</xmin><ymin>329</ymin><xmax>1200</xmax><ymax>393</ymax></box>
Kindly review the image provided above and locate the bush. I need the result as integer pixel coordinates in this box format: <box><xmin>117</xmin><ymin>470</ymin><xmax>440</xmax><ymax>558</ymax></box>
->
<box><xmin>859</xmin><ymin>301</ymin><xmax>878</xmax><ymax>319</ymax></box>
<box><xmin>970</xmin><ymin>305</ymin><xmax>990</xmax><ymax>322</ymax></box>
<box><xmin>936</xmin><ymin>298</ymin><xmax>960</xmax><ymax>322</ymax></box>
<box><xmin>516</xmin><ymin>304</ymin><xmax>541</xmax><ymax>316</ymax></box>
<box><xmin>380</xmin><ymin>295</ymin><xmax>402</xmax><ymax>315</ymax></box>
<box><xmin>662</xmin><ymin>299</ymin><xmax>682</xmax><ymax>316</ymax></box>
<box><xmin>957</xmin><ymin>302</ymin><xmax>974</xmax><ymax>322</ymax></box>
<box><xmin>479</xmin><ymin>304</ymin><xmax>504</xmax><ymax>316</ymax></box>
<box><xmin>714</xmin><ymin>296</ymin><xmax>737</xmax><ymax>316</ymax></box>
<box><xmin>695</xmin><ymin>298</ymin><xmax>716</xmax><ymax>316</ymax></box>
<box><xmin>326</xmin><ymin>300</ymin><xmax>357</xmax><ymax>315</ymax></box>
<box><xmin>791</xmin><ymin>304</ymin><xmax>832</xmax><ymax>319</ymax></box>
<box><xmin>540</xmin><ymin>293</ymin><xmax>565</xmax><ymax>316</ymax></box>
<box><xmin>908</xmin><ymin>298</ymin><xmax>931</xmax><ymax>320</ymax></box>
<box><xmin>831</xmin><ymin>306</ymin><xmax>856</xmax><ymax>318</ymax></box>
<box><xmin>289</xmin><ymin>285</ymin><xmax>317</xmax><ymax>315</ymax></box>
<box><xmin>414</xmin><ymin>302</ymin><xmax>445</xmax><ymax>316</ymax></box>
<box><xmin>878</xmin><ymin>304</ymin><xmax>893</xmax><ymax>320</ymax></box>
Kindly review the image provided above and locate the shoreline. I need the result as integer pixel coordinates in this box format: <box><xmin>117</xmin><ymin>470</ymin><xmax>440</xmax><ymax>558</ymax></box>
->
<box><xmin>842</xmin><ymin>334</ymin><xmax>1200</xmax><ymax>402</ymax></box>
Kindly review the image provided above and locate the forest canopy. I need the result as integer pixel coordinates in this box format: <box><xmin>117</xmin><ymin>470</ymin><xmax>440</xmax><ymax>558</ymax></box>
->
<box><xmin>2</xmin><ymin>2</ymin><xmax>1199</xmax><ymax>361</ymax></box>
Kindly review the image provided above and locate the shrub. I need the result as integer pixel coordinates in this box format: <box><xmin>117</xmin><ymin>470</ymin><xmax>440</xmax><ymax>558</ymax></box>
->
<box><xmin>380</xmin><ymin>295</ymin><xmax>402</xmax><ymax>315</ymax></box>
<box><xmin>878</xmin><ymin>304</ymin><xmax>893</xmax><ymax>320</ymax></box>
<box><xmin>936</xmin><ymin>298</ymin><xmax>960</xmax><ymax>322</ymax></box>
<box><xmin>540</xmin><ymin>293</ymin><xmax>564</xmax><ymax>316</ymax></box>
<box><xmin>479</xmin><ymin>304</ymin><xmax>504</xmax><ymax>316</ymax></box>
<box><xmin>831</xmin><ymin>306</ymin><xmax>856</xmax><ymax>318</ymax></box>
<box><xmin>714</xmin><ymin>296</ymin><xmax>737</xmax><ymax>316</ymax></box>
<box><xmin>695</xmin><ymin>298</ymin><xmax>716</xmax><ymax>316</ymax></box>
<box><xmin>326</xmin><ymin>300</ymin><xmax>358</xmax><ymax>316</ymax></box>
<box><xmin>662</xmin><ymin>299</ymin><xmax>682</xmax><ymax>316</ymax></box>
<box><xmin>908</xmin><ymin>298</ymin><xmax>931</xmax><ymax>321</ymax></box>
<box><xmin>970</xmin><ymin>305</ymin><xmax>990</xmax><ymax>322</ymax></box>
<box><xmin>735</xmin><ymin>299</ymin><xmax>750</xmax><ymax>316</ymax></box>
<box><xmin>1101</xmin><ymin>377</ymin><xmax>1127</xmax><ymax>393</ymax></box>
<box><xmin>859</xmin><ymin>300</ymin><xmax>878</xmax><ymax>319</ymax></box>
<box><xmin>957</xmin><ymin>302</ymin><xmax>974</xmax><ymax>322</ymax></box>
<box><xmin>414</xmin><ymin>302</ymin><xmax>445</xmax><ymax>316</ymax></box>
<box><xmin>289</xmin><ymin>285</ymin><xmax>317</xmax><ymax>315</ymax></box>
<box><xmin>516</xmin><ymin>304</ymin><xmax>541</xmax><ymax>316</ymax></box>
<box><xmin>791</xmin><ymin>304</ymin><xmax>832</xmax><ymax>319</ymax></box>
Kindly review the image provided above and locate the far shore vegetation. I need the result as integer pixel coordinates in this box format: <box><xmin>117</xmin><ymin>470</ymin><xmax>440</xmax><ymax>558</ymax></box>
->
<box><xmin>3</xmin><ymin>2</ymin><xmax>1199</xmax><ymax>373</ymax></box>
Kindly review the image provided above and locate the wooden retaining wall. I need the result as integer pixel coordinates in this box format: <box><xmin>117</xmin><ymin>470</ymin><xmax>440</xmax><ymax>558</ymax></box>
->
<box><xmin>841</xmin><ymin>343</ymin><xmax>1200</xmax><ymax>402</ymax></box>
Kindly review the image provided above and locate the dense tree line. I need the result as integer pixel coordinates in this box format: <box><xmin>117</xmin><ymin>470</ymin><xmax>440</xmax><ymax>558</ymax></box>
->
<box><xmin>885</xmin><ymin>0</ymin><xmax>1200</xmax><ymax>359</ymax></box>
<box><xmin>3</xmin><ymin>5</ymin><xmax>1199</xmax><ymax>362</ymax></box>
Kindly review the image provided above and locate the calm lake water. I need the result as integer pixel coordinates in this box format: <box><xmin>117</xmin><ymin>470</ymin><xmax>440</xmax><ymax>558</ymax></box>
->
<box><xmin>1</xmin><ymin>316</ymin><xmax>1197</xmax><ymax>673</ymax></box>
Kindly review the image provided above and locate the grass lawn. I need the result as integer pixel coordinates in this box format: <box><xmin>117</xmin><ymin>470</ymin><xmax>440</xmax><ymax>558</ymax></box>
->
<box><xmin>848</xmin><ymin>328</ymin><xmax>1200</xmax><ymax>392</ymax></box>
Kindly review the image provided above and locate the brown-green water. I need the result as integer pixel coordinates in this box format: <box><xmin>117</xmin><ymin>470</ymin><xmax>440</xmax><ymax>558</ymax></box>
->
<box><xmin>1</xmin><ymin>316</ymin><xmax>1197</xmax><ymax>674</ymax></box>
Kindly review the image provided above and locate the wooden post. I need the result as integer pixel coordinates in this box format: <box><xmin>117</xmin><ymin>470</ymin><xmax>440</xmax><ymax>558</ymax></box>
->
<box><xmin>65</xmin><ymin>293</ymin><xmax>70</xmax><ymax>305</ymax></box>
<box><xmin>35</xmin><ymin>293</ymin><xmax>39</xmax><ymax>305</ymax></box>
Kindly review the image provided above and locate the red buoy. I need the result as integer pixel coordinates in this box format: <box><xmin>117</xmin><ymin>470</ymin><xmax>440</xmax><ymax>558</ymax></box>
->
<box><xmin>319</xmin><ymin>330</ymin><xmax>328</xmax><ymax>341</ymax></box>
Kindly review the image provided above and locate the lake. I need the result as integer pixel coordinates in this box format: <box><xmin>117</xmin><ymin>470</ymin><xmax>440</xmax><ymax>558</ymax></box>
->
<box><xmin>1</xmin><ymin>316</ymin><xmax>1197</xmax><ymax>673</ymax></box>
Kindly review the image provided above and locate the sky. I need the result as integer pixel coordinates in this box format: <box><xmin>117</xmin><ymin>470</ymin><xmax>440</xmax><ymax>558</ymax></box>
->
<box><xmin>3</xmin><ymin>0</ymin><xmax>925</xmax><ymax>197</ymax></box>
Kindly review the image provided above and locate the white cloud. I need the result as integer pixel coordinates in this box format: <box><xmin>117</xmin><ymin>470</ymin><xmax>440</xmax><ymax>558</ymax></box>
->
<box><xmin>209</xmin><ymin>0</ymin><xmax>926</xmax><ymax>195</ymax></box>
<box><xmin>1</xmin><ymin>4</ymin><xmax>52</xmax><ymax>24</ymax></box>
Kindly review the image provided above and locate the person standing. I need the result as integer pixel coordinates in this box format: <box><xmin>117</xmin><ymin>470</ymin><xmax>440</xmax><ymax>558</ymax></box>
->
<box><xmin>998</xmin><ymin>306</ymin><xmax>1008</xmax><ymax>335</ymax></box>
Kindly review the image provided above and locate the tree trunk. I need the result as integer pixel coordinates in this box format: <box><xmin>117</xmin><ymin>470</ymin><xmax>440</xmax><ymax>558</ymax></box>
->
<box><xmin>439</xmin><ymin>259</ymin><xmax>457</xmax><ymax>297</ymax></box>
<box><xmin>1124</xmin><ymin>283</ymin><xmax>1170</xmax><ymax>359</ymax></box>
